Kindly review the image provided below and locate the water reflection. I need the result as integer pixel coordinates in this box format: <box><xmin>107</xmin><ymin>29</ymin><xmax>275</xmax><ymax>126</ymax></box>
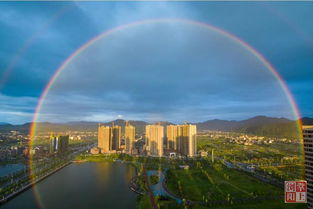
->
<box><xmin>1</xmin><ymin>162</ymin><xmax>137</xmax><ymax>209</ymax></box>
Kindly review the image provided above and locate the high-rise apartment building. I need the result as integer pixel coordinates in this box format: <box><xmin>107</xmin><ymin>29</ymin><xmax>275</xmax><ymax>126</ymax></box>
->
<box><xmin>146</xmin><ymin>125</ymin><xmax>164</xmax><ymax>157</ymax></box>
<box><xmin>98</xmin><ymin>124</ymin><xmax>121</xmax><ymax>152</ymax></box>
<box><xmin>58</xmin><ymin>135</ymin><xmax>69</xmax><ymax>153</ymax></box>
<box><xmin>167</xmin><ymin>125</ymin><xmax>179</xmax><ymax>150</ymax></box>
<box><xmin>112</xmin><ymin>124</ymin><xmax>121</xmax><ymax>150</ymax></box>
<box><xmin>125</xmin><ymin>121</ymin><xmax>135</xmax><ymax>154</ymax></box>
<box><xmin>303</xmin><ymin>125</ymin><xmax>313</xmax><ymax>208</ymax></box>
<box><xmin>177</xmin><ymin>124</ymin><xmax>197</xmax><ymax>157</ymax></box>
<box><xmin>50</xmin><ymin>135</ymin><xmax>58</xmax><ymax>153</ymax></box>
<box><xmin>98</xmin><ymin>125</ymin><xmax>111</xmax><ymax>153</ymax></box>
<box><xmin>50</xmin><ymin>134</ymin><xmax>69</xmax><ymax>154</ymax></box>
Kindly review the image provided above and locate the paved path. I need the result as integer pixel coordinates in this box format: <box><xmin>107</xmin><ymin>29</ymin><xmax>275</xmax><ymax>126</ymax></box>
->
<box><xmin>143</xmin><ymin>167</ymin><xmax>158</xmax><ymax>209</ymax></box>
<box><xmin>147</xmin><ymin>169</ymin><xmax>182</xmax><ymax>204</ymax></box>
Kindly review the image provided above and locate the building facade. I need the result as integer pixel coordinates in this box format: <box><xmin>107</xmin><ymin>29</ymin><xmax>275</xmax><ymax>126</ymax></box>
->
<box><xmin>146</xmin><ymin>125</ymin><xmax>164</xmax><ymax>157</ymax></box>
<box><xmin>98</xmin><ymin>124</ymin><xmax>121</xmax><ymax>153</ymax></box>
<box><xmin>111</xmin><ymin>125</ymin><xmax>121</xmax><ymax>150</ymax></box>
<box><xmin>50</xmin><ymin>134</ymin><xmax>69</xmax><ymax>154</ymax></box>
<box><xmin>58</xmin><ymin>135</ymin><xmax>69</xmax><ymax>153</ymax></box>
<box><xmin>167</xmin><ymin>125</ymin><xmax>179</xmax><ymax>150</ymax></box>
<box><xmin>303</xmin><ymin>125</ymin><xmax>313</xmax><ymax>208</ymax></box>
<box><xmin>98</xmin><ymin>125</ymin><xmax>111</xmax><ymax>153</ymax></box>
<box><xmin>177</xmin><ymin>124</ymin><xmax>197</xmax><ymax>157</ymax></box>
<box><xmin>125</xmin><ymin>121</ymin><xmax>135</xmax><ymax>154</ymax></box>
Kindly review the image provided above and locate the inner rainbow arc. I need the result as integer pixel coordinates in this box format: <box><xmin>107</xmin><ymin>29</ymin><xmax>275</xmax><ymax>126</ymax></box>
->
<box><xmin>28</xmin><ymin>18</ymin><xmax>303</xmax><ymax>208</ymax></box>
<box><xmin>30</xmin><ymin>18</ymin><xmax>302</xmax><ymax>140</ymax></box>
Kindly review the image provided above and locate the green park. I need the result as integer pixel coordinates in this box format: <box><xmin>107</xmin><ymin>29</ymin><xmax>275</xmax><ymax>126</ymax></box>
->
<box><xmin>76</xmin><ymin>131</ymin><xmax>306</xmax><ymax>209</ymax></box>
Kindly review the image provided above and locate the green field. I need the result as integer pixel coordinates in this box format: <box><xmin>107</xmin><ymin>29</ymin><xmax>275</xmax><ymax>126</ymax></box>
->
<box><xmin>197</xmin><ymin>136</ymin><xmax>304</xmax><ymax>180</ymax></box>
<box><xmin>166</xmin><ymin>164</ymin><xmax>281</xmax><ymax>201</ymax></box>
<box><xmin>163</xmin><ymin>164</ymin><xmax>306</xmax><ymax>209</ymax></box>
<box><xmin>75</xmin><ymin>148</ymin><xmax>306</xmax><ymax>209</ymax></box>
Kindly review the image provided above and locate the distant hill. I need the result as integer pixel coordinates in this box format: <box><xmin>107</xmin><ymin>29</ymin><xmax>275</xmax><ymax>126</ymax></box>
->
<box><xmin>0</xmin><ymin>123</ymin><xmax>29</xmax><ymax>133</ymax></box>
<box><xmin>1</xmin><ymin>116</ymin><xmax>312</xmax><ymax>138</ymax></box>
<box><xmin>0</xmin><ymin>119</ymin><xmax>150</xmax><ymax>135</ymax></box>
<box><xmin>196</xmin><ymin>116</ymin><xmax>303</xmax><ymax>138</ymax></box>
<box><xmin>99</xmin><ymin>119</ymin><xmax>149</xmax><ymax>135</ymax></box>
<box><xmin>0</xmin><ymin>122</ymin><xmax>10</xmax><ymax>125</ymax></box>
<box><xmin>196</xmin><ymin>116</ymin><xmax>291</xmax><ymax>130</ymax></box>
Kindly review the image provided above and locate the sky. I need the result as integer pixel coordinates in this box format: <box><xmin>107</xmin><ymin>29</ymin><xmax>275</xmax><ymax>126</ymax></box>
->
<box><xmin>0</xmin><ymin>2</ymin><xmax>312</xmax><ymax>124</ymax></box>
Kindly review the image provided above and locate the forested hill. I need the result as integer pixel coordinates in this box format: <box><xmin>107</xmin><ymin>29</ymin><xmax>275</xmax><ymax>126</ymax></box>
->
<box><xmin>196</xmin><ymin>116</ymin><xmax>311</xmax><ymax>138</ymax></box>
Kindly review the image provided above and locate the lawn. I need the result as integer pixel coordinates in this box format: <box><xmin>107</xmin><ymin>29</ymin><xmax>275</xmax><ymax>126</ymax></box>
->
<box><xmin>197</xmin><ymin>136</ymin><xmax>304</xmax><ymax>180</ymax></box>
<box><xmin>164</xmin><ymin>163</ymin><xmax>306</xmax><ymax>209</ymax></box>
<box><xmin>166</xmin><ymin>163</ymin><xmax>283</xmax><ymax>202</ymax></box>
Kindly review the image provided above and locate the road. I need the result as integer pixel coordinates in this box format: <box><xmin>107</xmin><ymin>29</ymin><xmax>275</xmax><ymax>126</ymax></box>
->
<box><xmin>147</xmin><ymin>169</ymin><xmax>182</xmax><ymax>204</ymax></box>
<box><xmin>143</xmin><ymin>167</ymin><xmax>158</xmax><ymax>209</ymax></box>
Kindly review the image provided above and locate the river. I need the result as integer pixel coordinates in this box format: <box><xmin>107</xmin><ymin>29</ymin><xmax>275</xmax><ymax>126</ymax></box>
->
<box><xmin>0</xmin><ymin>162</ymin><xmax>137</xmax><ymax>209</ymax></box>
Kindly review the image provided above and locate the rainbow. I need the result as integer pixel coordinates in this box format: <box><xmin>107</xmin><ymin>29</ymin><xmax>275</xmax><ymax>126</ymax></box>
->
<box><xmin>28</xmin><ymin>18</ymin><xmax>303</xmax><ymax>208</ymax></box>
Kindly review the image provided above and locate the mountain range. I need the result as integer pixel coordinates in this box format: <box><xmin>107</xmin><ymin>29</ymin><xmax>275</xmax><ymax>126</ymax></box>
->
<box><xmin>1</xmin><ymin>116</ymin><xmax>313</xmax><ymax>138</ymax></box>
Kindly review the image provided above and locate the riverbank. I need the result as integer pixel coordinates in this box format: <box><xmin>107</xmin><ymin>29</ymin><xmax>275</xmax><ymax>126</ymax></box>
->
<box><xmin>72</xmin><ymin>153</ymin><xmax>305</xmax><ymax>209</ymax></box>
<box><xmin>0</xmin><ymin>161</ymin><xmax>71</xmax><ymax>205</ymax></box>
<box><xmin>0</xmin><ymin>162</ymin><xmax>137</xmax><ymax>209</ymax></box>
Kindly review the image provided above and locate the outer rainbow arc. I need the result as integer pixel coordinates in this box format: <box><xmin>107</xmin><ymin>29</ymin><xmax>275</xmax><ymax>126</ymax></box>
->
<box><xmin>28</xmin><ymin>18</ymin><xmax>303</xmax><ymax>208</ymax></box>
<box><xmin>0</xmin><ymin>5</ymin><xmax>74</xmax><ymax>90</ymax></box>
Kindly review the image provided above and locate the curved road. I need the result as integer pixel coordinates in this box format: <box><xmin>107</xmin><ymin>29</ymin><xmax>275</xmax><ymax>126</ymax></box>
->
<box><xmin>147</xmin><ymin>169</ymin><xmax>182</xmax><ymax>204</ymax></box>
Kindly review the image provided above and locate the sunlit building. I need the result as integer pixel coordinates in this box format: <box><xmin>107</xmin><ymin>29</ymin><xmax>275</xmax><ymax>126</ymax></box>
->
<box><xmin>98</xmin><ymin>124</ymin><xmax>121</xmax><ymax>153</ymax></box>
<box><xmin>177</xmin><ymin>124</ymin><xmax>197</xmax><ymax>157</ymax></box>
<box><xmin>303</xmin><ymin>125</ymin><xmax>313</xmax><ymax>208</ymax></box>
<box><xmin>125</xmin><ymin>121</ymin><xmax>135</xmax><ymax>154</ymax></box>
<box><xmin>146</xmin><ymin>124</ymin><xmax>164</xmax><ymax>157</ymax></box>
<box><xmin>50</xmin><ymin>134</ymin><xmax>69</xmax><ymax>154</ymax></box>
<box><xmin>98</xmin><ymin>125</ymin><xmax>111</xmax><ymax>153</ymax></box>
<box><xmin>112</xmin><ymin>124</ymin><xmax>121</xmax><ymax>150</ymax></box>
<box><xmin>167</xmin><ymin>125</ymin><xmax>179</xmax><ymax>150</ymax></box>
<box><xmin>50</xmin><ymin>135</ymin><xmax>58</xmax><ymax>153</ymax></box>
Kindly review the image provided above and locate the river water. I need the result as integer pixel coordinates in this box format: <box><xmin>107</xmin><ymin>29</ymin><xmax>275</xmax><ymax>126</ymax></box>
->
<box><xmin>0</xmin><ymin>162</ymin><xmax>137</xmax><ymax>209</ymax></box>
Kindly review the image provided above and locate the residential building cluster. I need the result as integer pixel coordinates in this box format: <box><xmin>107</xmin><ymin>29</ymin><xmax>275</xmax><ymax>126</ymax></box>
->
<box><xmin>0</xmin><ymin>129</ymin><xmax>95</xmax><ymax>161</ymax></box>
<box><xmin>0</xmin><ymin>146</ymin><xmax>25</xmax><ymax>160</ymax></box>
<box><xmin>0</xmin><ymin>131</ymin><xmax>31</xmax><ymax>160</ymax></box>
<box><xmin>96</xmin><ymin>122</ymin><xmax>197</xmax><ymax>157</ymax></box>
<box><xmin>229</xmin><ymin>135</ymin><xmax>274</xmax><ymax>146</ymax></box>
<box><xmin>198</xmin><ymin>131</ymin><xmax>298</xmax><ymax>146</ymax></box>
<box><xmin>166</xmin><ymin>124</ymin><xmax>197</xmax><ymax>157</ymax></box>
<box><xmin>97</xmin><ymin>122</ymin><xmax>135</xmax><ymax>154</ymax></box>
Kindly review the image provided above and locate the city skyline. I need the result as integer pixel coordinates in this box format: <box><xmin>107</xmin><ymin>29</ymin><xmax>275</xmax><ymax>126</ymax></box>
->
<box><xmin>97</xmin><ymin>122</ymin><xmax>197</xmax><ymax>157</ymax></box>
<box><xmin>0</xmin><ymin>2</ymin><xmax>313</xmax><ymax>124</ymax></box>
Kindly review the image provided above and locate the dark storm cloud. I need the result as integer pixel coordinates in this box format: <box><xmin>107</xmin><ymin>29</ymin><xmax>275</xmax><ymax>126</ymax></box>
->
<box><xmin>0</xmin><ymin>2</ymin><xmax>100</xmax><ymax>97</ymax></box>
<box><xmin>0</xmin><ymin>2</ymin><xmax>312</xmax><ymax>123</ymax></box>
<box><xmin>37</xmin><ymin>21</ymin><xmax>292</xmax><ymax>123</ymax></box>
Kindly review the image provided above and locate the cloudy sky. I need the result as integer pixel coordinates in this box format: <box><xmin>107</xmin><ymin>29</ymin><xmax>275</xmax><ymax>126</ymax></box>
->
<box><xmin>0</xmin><ymin>2</ymin><xmax>312</xmax><ymax>124</ymax></box>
